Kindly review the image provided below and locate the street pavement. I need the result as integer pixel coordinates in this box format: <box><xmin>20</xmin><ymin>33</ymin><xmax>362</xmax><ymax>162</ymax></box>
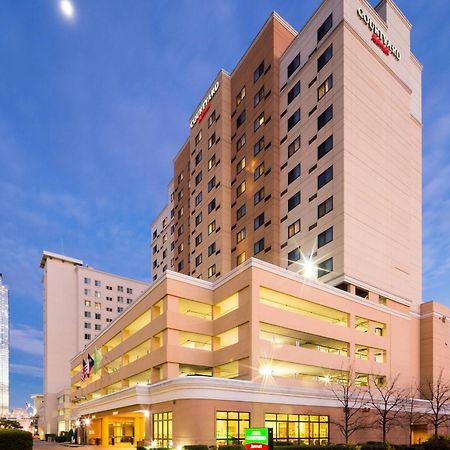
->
<box><xmin>33</xmin><ymin>441</ymin><xmax>117</xmax><ymax>450</ymax></box>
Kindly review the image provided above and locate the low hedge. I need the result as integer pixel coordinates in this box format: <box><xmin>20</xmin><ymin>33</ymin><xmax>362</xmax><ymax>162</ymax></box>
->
<box><xmin>0</xmin><ymin>430</ymin><xmax>33</xmax><ymax>450</ymax></box>
<box><xmin>184</xmin><ymin>446</ymin><xmax>209</xmax><ymax>450</ymax></box>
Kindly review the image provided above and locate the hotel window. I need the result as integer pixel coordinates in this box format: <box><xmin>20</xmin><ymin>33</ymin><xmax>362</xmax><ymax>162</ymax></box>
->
<box><xmin>170</xmin><ymin>242</ymin><xmax>174</xmax><ymax>250</ymax></box>
<box><xmin>254</xmin><ymin>162</ymin><xmax>265</xmax><ymax>181</ymax></box>
<box><xmin>208</xmin><ymin>110</ymin><xmax>216</xmax><ymax>128</ymax></box>
<box><xmin>127</xmin><ymin>298</ymin><xmax>132</xmax><ymax>304</ymax></box>
<box><xmin>208</xmin><ymin>154</ymin><xmax>216</xmax><ymax>170</ymax></box>
<box><xmin>288</xmin><ymin>109</ymin><xmax>300</xmax><ymax>131</ymax></box>
<box><xmin>287</xmin><ymin>52</ymin><xmax>301</xmax><ymax>78</ymax></box>
<box><xmin>317</xmin><ymin>13</ymin><xmax>333</xmax><ymax>43</ymax></box>
<box><xmin>318</xmin><ymin>135</ymin><xmax>333</xmax><ymax>160</ymax></box>
<box><xmin>254</xmin><ymin>137</ymin><xmax>264</xmax><ymax>156</ymax></box>
<box><xmin>106</xmin><ymin>296</ymin><xmax>112</xmax><ymax>301</ymax></box>
<box><xmin>195</xmin><ymin>171</ymin><xmax>202</xmax><ymax>186</ymax></box>
<box><xmin>318</xmin><ymin>166</ymin><xmax>333</xmax><ymax>189</ymax></box>
<box><xmin>153</xmin><ymin>260</ymin><xmax>157</xmax><ymax>269</ymax></box>
<box><xmin>106</xmin><ymin>285</ymin><xmax>112</xmax><ymax>290</ymax></box>
<box><xmin>84</xmin><ymin>288</ymin><xmax>91</xmax><ymax>296</ymax></box>
<box><xmin>254</xmin><ymin>61</ymin><xmax>264</xmax><ymax>82</ymax></box>
<box><xmin>254</xmin><ymin>86</ymin><xmax>265</xmax><ymax>107</ymax></box>
<box><xmin>195</xmin><ymin>233</ymin><xmax>203</xmax><ymax>247</ymax></box>
<box><xmin>318</xmin><ymin>74</ymin><xmax>333</xmax><ymax>101</ymax></box>
<box><xmin>195</xmin><ymin>130</ymin><xmax>202</xmax><ymax>145</ymax></box>
<box><xmin>195</xmin><ymin>254</ymin><xmax>202</xmax><ymax>267</ymax></box>
<box><xmin>118</xmin><ymin>296</ymin><xmax>124</xmax><ymax>303</ymax></box>
<box><xmin>84</xmin><ymin>322</ymin><xmax>91</xmax><ymax>329</ymax></box>
<box><xmin>208</xmin><ymin>198</ymin><xmax>216</xmax><ymax>214</ymax></box>
<box><xmin>254</xmin><ymin>112</ymin><xmax>265</xmax><ymax>131</ymax></box>
<box><xmin>178</xmin><ymin>225</ymin><xmax>184</xmax><ymax>236</ymax></box>
<box><xmin>216</xmin><ymin>411</ymin><xmax>250</xmax><ymax>445</ymax></box>
<box><xmin>195</xmin><ymin>150</ymin><xmax>203</xmax><ymax>166</ymax></box>
<box><xmin>288</xmin><ymin>136</ymin><xmax>301</xmax><ymax>158</ymax></box>
<box><xmin>318</xmin><ymin>257</ymin><xmax>333</xmax><ymax>278</ymax></box>
<box><xmin>288</xmin><ymin>247</ymin><xmax>301</xmax><ymax>265</ymax></box>
<box><xmin>208</xmin><ymin>220</ymin><xmax>216</xmax><ymax>234</ymax></box>
<box><xmin>237</xmin><ymin>157</ymin><xmax>246</xmax><ymax>174</ymax></box>
<box><xmin>177</xmin><ymin>189</ymin><xmax>184</xmax><ymax>201</ymax></box>
<box><xmin>208</xmin><ymin>176</ymin><xmax>216</xmax><ymax>192</ymax></box>
<box><xmin>318</xmin><ymin>103</ymin><xmax>333</xmax><ymax>129</ymax></box>
<box><xmin>288</xmin><ymin>163</ymin><xmax>301</xmax><ymax>184</ymax></box>
<box><xmin>288</xmin><ymin>219</ymin><xmax>301</xmax><ymax>238</ymax></box>
<box><xmin>95</xmin><ymin>324</ymin><xmax>101</xmax><ymax>331</ymax></box>
<box><xmin>118</xmin><ymin>285</ymin><xmax>124</xmax><ymax>292</ymax></box>
<box><xmin>106</xmin><ymin>307</ymin><xmax>112</xmax><ymax>312</ymax></box>
<box><xmin>95</xmin><ymin>302</ymin><xmax>101</xmax><ymax>310</ymax></box>
<box><xmin>237</xmin><ymin>252</ymin><xmax>246</xmax><ymax>266</ymax></box>
<box><xmin>94</xmin><ymin>280</ymin><xmax>101</xmax><ymax>287</ymax></box>
<box><xmin>236</xmin><ymin>228</ymin><xmax>246</xmax><ymax>244</ymax></box>
<box><xmin>254</xmin><ymin>238</ymin><xmax>265</xmax><ymax>255</ymax></box>
<box><xmin>254</xmin><ymin>187</ymin><xmax>264</xmax><ymax>205</ymax></box>
<box><xmin>208</xmin><ymin>132</ymin><xmax>216</xmax><ymax>149</ymax></box>
<box><xmin>178</xmin><ymin>260</ymin><xmax>184</xmax><ymax>271</ymax></box>
<box><xmin>236</xmin><ymin>204</ymin><xmax>246</xmax><ymax>220</ymax></box>
<box><xmin>84</xmin><ymin>311</ymin><xmax>91</xmax><ymax>318</ymax></box>
<box><xmin>153</xmin><ymin>412</ymin><xmax>172</xmax><ymax>449</ymax></box>
<box><xmin>236</xmin><ymin>86</ymin><xmax>246</xmax><ymax>106</ymax></box>
<box><xmin>236</xmin><ymin>110</ymin><xmax>246</xmax><ymax>128</ymax></box>
<box><xmin>163</xmin><ymin>250</ymin><xmax>167</xmax><ymax>258</ymax></box>
<box><xmin>208</xmin><ymin>264</ymin><xmax>216</xmax><ymax>278</ymax></box>
<box><xmin>265</xmin><ymin>413</ymin><xmax>329</xmax><ymax>445</ymax></box>
<box><xmin>84</xmin><ymin>300</ymin><xmax>91</xmax><ymax>307</ymax></box>
<box><xmin>318</xmin><ymin>196</ymin><xmax>333</xmax><ymax>219</ymax></box>
<box><xmin>317</xmin><ymin>44</ymin><xmax>333</xmax><ymax>72</ymax></box>
<box><xmin>318</xmin><ymin>227</ymin><xmax>333</xmax><ymax>248</ymax></box>
<box><xmin>208</xmin><ymin>242</ymin><xmax>216</xmax><ymax>256</ymax></box>
<box><xmin>237</xmin><ymin>180</ymin><xmax>246</xmax><ymax>197</ymax></box>
<box><xmin>84</xmin><ymin>277</ymin><xmax>91</xmax><ymax>285</ymax></box>
<box><xmin>195</xmin><ymin>212</ymin><xmax>203</xmax><ymax>226</ymax></box>
<box><xmin>178</xmin><ymin>243</ymin><xmax>184</xmax><ymax>253</ymax></box>
<box><xmin>288</xmin><ymin>192</ymin><xmax>301</xmax><ymax>211</ymax></box>
<box><xmin>287</xmin><ymin>81</ymin><xmax>300</xmax><ymax>105</ymax></box>
<box><xmin>106</xmin><ymin>318</ymin><xmax>112</xmax><ymax>323</ymax></box>
<box><xmin>84</xmin><ymin>334</ymin><xmax>91</xmax><ymax>340</ymax></box>
<box><xmin>236</xmin><ymin>133</ymin><xmax>246</xmax><ymax>151</ymax></box>
<box><xmin>254</xmin><ymin>213</ymin><xmax>264</xmax><ymax>230</ymax></box>
<box><xmin>195</xmin><ymin>192</ymin><xmax>202</xmax><ymax>207</ymax></box>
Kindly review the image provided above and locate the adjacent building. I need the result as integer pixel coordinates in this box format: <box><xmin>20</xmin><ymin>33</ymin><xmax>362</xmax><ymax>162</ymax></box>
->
<box><xmin>64</xmin><ymin>0</ymin><xmax>446</xmax><ymax>446</ymax></box>
<box><xmin>40</xmin><ymin>251</ymin><xmax>148</xmax><ymax>435</ymax></box>
<box><xmin>0</xmin><ymin>274</ymin><xmax>9</xmax><ymax>417</ymax></box>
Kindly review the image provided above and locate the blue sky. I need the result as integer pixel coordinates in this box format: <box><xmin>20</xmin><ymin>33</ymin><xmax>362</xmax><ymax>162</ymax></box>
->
<box><xmin>0</xmin><ymin>0</ymin><xmax>449</xmax><ymax>409</ymax></box>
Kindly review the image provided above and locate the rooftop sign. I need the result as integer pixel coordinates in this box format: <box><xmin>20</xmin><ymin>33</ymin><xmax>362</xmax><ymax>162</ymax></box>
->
<box><xmin>190</xmin><ymin>81</ymin><xmax>220</xmax><ymax>128</ymax></box>
<box><xmin>357</xmin><ymin>8</ymin><xmax>401</xmax><ymax>61</ymax></box>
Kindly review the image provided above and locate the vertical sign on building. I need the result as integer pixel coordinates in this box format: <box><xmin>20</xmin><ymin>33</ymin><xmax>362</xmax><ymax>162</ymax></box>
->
<box><xmin>245</xmin><ymin>428</ymin><xmax>273</xmax><ymax>450</ymax></box>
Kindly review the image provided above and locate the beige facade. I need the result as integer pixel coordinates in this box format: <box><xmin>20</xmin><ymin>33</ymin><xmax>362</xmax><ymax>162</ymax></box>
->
<box><xmin>151</xmin><ymin>0</ymin><xmax>422</xmax><ymax>309</ymax></box>
<box><xmin>40</xmin><ymin>251</ymin><xmax>148</xmax><ymax>435</ymax></box>
<box><xmin>70</xmin><ymin>259</ymin><xmax>447</xmax><ymax>445</ymax></box>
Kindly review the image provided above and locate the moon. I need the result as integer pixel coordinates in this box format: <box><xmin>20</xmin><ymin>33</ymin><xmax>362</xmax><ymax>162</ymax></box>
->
<box><xmin>59</xmin><ymin>0</ymin><xmax>75</xmax><ymax>19</ymax></box>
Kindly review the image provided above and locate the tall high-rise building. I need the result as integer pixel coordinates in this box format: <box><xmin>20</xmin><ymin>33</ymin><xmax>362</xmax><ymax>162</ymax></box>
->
<box><xmin>40</xmin><ymin>251</ymin><xmax>148</xmax><ymax>434</ymax></box>
<box><xmin>151</xmin><ymin>0</ymin><xmax>421</xmax><ymax>309</ymax></box>
<box><xmin>0</xmin><ymin>274</ymin><xmax>9</xmax><ymax>417</ymax></box>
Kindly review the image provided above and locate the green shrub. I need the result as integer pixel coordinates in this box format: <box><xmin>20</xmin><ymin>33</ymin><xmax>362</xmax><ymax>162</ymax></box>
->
<box><xmin>218</xmin><ymin>445</ymin><xmax>245</xmax><ymax>450</ymax></box>
<box><xmin>0</xmin><ymin>429</ymin><xmax>33</xmax><ymax>450</ymax></box>
<box><xmin>362</xmin><ymin>442</ymin><xmax>391</xmax><ymax>450</ymax></box>
<box><xmin>423</xmin><ymin>437</ymin><xmax>450</xmax><ymax>450</ymax></box>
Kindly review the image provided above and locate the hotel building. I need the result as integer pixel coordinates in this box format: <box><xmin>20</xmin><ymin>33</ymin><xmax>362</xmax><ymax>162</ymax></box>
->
<box><xmin>0</xmin><ymin>274</ymin><xmax>9</xmax><ymax>417</ymax></box>
<box><xmin>40</xmin><ymin>251</ymin><xmax>148</xmax><ymax>435</ymax></box>
<box><xmin>67</xmin><ymin>0</ymin><xmax>448</xmax><ymax>446</ymax></box>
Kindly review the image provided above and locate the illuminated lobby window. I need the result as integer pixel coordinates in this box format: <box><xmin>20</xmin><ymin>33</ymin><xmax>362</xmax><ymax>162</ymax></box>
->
<box><xmin>179</xmin><ymin>331</ymin><xmax>212</xmax><ymax>350</ymax></box>
<box><xmin>265</xmin><ymin>413</ymin><xmax>329</xmax><ymax>445</ymax></box>
<box><xmin>374</xmin><ymin>348</ymin><xmax>387</xmax><ymax>363</ymax></box>
<box><xmin>216</xmin><ymin>411</ymin><xmax>250</xmax><ymax>445</ymax></box>
<box><xmin>214</xmin><ymin>293</ymin><xmax>239</xmax><ymax>319</ymax></box>
<box><xmin>153</xmin><ymin>412</ymin><xmax>172</xmax><ymax>448</ymax></box>
<box><xmin>355</xmin><ymin>345</ymin><xmax>369</xmax><ymax>360</ymax></box>
<box><xmin>355</xmin><ymin>317</ymin><xmax>369</xmax><ymax>333</ymax></box>
<box><xmin>355</xmin><ymin>373</ymin><xmax>369</xmax><ymax>387</ymax></box>
<box><xmin>215</xmin><ymin>360</ymin><xmax>240</xmax><ymax>379</ymax></box>
<box><xmin>215</xmin><ymin>327</ymin><xmax>239</xmax><ymax>349</ymax></box>
<box><xmin>373</xmin><ymin>321</ymin><xmax>386</xmax><ymax>336</ymax></box>
<box><xmin>179</xmin><ymin>364</ymin><xmax>212</xmax><ymax>376</ymax></box>
<box><xmin>260</xmin><ymin>287</ymin><xmax>348</xmax><ymax>327</ymax></box>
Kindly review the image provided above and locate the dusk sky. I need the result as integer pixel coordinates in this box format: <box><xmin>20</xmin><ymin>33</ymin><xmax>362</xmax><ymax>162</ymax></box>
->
<box><xmin>1</xmin><ymin>0</ymin><xmax>449</xmax><ymax>409</ymax></box>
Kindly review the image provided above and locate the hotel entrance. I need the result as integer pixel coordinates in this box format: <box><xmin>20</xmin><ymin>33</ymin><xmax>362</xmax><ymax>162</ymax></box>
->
<box><xmin>108</xmin><ymin>420</ymin><xmax>135</xmax><ymax>446</ymax></box>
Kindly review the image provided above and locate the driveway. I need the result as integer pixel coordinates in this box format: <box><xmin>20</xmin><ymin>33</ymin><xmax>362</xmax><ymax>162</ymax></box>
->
<box><xmin>33</xmin><ymin>441</ymin><xmax>119</xmax><ymax>450</ymax></box>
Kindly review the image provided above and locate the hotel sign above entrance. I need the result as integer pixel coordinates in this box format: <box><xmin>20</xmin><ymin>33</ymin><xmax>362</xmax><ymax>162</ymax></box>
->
<box><xmin>357</xmin><ymin>8</ymin><xmax>401</xmax><ymax>61</ymax></box>
<box><xmin>190</xmin><ymin>81</ymin><xmax>220</xmax><ymax>128</ymax></box>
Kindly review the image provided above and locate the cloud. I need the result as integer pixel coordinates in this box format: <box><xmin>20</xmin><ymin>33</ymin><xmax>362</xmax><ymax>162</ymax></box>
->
<box><xmin>10</xmin><ymin>326</ymin><xmax>43</xmax><ymax>357</ymax></box>
<box><xmin>10</xmin><ymin>364</ymin><xmax>43</xmax><ymax>378</ymax></box>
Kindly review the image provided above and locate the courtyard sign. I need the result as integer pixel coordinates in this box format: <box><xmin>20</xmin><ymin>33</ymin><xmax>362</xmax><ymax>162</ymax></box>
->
<box><xmin>190</xmin><ymin>81</ymin><xmax>220</xmax><ymax>128</ymax></box>
<box><xmin>357</xmin><ymin>8</ymin><xmax>401</xmax><ymax>61</ymax></box>
<box><xmin>245</xmin><ymin>428</ymin><xmax>273</xmax><ymax>450</ymax></box>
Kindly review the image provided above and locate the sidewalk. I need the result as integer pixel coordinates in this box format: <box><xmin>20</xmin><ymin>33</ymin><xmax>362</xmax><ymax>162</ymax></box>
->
<box><xmin>33</xmin><ymin>441</ymin><xmax>119</xmax><ymax>450</ymax></box>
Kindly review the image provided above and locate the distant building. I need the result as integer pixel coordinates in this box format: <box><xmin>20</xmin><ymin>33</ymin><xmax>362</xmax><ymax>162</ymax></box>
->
<box><xmin>40</xmin><ymin>251</ymin><xmax>149</xmax><ymax>435</ymax></box>
<box><xmin>0</xmin><ymin>273</ymin><xmax>9</xmax><ymax>417</ymax></box>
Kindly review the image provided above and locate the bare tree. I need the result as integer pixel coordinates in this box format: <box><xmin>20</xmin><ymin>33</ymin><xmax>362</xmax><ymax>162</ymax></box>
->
<box><xmin>367</xmin><ymin>374</ymin><xmax>406</xmax><ymax>443</ymax></box>
<box><xmin>330</xmin><ymin>370</ymin><xmax>368</xmax><ymax>443</ymax></box>
<box><xmin>405</xmin><ymin>384</ymin><xmax>427</xmax><ymax>445</ymax></box>
<box><xmin>419</xmin><ymin>371</ymin><xmax>450</xmax><ymax>439</ymax></box>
